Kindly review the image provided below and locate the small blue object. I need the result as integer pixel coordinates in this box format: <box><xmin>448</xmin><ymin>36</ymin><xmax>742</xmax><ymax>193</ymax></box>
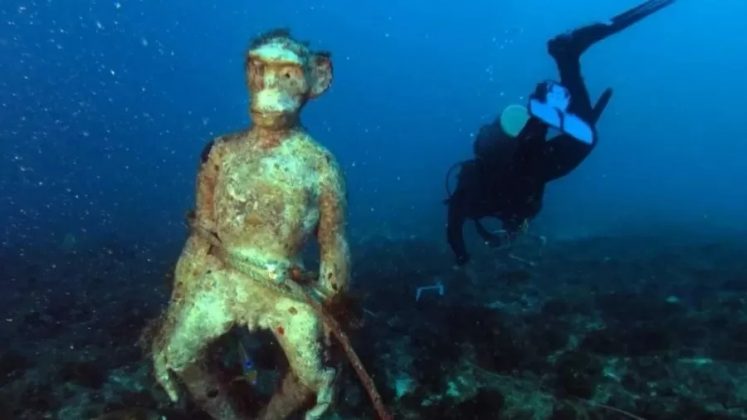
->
<box><xmin>415</xmin><ymin>281</ymin><xmax>445</xmax><ymax>302</ymax></box>
<box><xmin>528</xmin><ymin>80</ymin><xmax>594</xmax><ymax>145</ymax></box>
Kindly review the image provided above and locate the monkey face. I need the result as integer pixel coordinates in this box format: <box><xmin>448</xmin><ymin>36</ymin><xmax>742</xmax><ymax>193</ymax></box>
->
<box><xmin>246</xmin><ymin>37</ymin><xmax>333</xmax><ymax>128</ymax></box>
<box><xmin>248</xmin><ymin>57</ymin><xmax>309</xmax><ymax>117</ymax></box>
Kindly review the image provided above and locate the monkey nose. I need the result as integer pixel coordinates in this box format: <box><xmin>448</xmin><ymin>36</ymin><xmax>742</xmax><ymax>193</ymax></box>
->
<box><xmin>255</xmin><ymin>90</ymin><xmax>296</xmax><ymax>112</ymax></box>
<box><xmin>264</xmin><ymin>74</ymin><xmax>280</xmax><ymax>87</ymax></box>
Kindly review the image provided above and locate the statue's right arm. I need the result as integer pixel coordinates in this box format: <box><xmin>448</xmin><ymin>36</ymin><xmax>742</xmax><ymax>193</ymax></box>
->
<box><xmin>177</xmin><ymin>139</ymin><xmax>221</xmax><ymax>281</ymax></box>
<box><xmin>193</xmin><ymin>139</ymin><xmax>220</xmax><ymax>233</ymax></box>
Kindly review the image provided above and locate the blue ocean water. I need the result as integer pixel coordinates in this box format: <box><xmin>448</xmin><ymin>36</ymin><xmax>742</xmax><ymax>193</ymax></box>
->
<box><xmin>2</xmin><ymin>0</ymin><xmax>745</xmax><ymax>250</ymax></box>
<box><xmin>1</xmin><ymin>1</ymin><xmax>746</xmax><ymax>419</ymax></box>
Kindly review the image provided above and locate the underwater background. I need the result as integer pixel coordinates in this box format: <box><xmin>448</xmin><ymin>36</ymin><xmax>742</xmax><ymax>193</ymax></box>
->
<box><xmin>1</xmin><ymin>0</ymin><xmax>747</xmax><ymax>419</ymax></box>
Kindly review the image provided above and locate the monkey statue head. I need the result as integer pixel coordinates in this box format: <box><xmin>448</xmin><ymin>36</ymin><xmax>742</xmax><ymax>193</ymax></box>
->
<box><xmin>245</xmin><ymin>29</ymin><xmax>333</xmax><ymax>130</ymax></box>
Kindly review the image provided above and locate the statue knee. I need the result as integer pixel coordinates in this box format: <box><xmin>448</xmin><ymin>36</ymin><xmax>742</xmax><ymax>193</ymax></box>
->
<box><xmin>152</xmin><ymin>350</ymin><xmax>181</xmax><ymax>402</ymax></box>
<box><xmin>302</xmin><ymin>367</ymin><xmax>336</xmax><ymax>420</ymax></box>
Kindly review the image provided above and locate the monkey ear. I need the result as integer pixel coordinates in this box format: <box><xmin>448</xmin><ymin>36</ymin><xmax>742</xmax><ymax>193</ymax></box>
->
<box><xmin>309</xmin><ymin>54</ymin><xmax>333</xmax><ymax>98</ymax></box>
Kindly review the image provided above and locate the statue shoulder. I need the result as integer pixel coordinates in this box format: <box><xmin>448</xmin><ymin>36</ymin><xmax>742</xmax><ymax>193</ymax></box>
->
<box><xmin>292</xmin><ymin>133</ymin><xmax>346</xmax><ymax>197</ymax></box>
<box><xmin>312</xmin><ymin>143</ymin><xmax>344</xmax><ymax>187</ymax></box>
<box><xmin>200</xmin><ymin>131</ymin><xmax>246</xmax><ymax>163</ymax></box>
<box><xmin>309</xmin><ymin>141</ymin><xmax>342</xmax><ymax>175</ymax></box>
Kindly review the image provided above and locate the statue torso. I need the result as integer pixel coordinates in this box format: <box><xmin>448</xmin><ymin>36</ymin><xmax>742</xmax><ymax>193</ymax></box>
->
<box><xmin>211</xmin><ymin>130</ymin><xmax>324</xmax><ymax>263</ymax></box>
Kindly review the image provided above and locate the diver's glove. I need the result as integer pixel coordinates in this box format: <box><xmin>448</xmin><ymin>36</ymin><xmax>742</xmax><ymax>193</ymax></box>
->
<box><xmin>528</xmin><ymin>80</ymin><xmax>595</xmax><ymax>145</ymax></box>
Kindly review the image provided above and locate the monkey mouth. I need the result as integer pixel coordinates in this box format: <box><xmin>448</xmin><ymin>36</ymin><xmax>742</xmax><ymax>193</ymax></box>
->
<box><xmin>250</xmin><ymin>109</ymin><xmax>298</xmax><ymax>128</ymax></box>
<box><xmin>250</xmin><ymin>108</ymin><xmax>291</xmax><ymax>116</ymax></box>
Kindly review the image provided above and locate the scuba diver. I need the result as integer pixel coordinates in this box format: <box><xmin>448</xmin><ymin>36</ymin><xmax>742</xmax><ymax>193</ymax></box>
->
<box><xmin>445</xmin><ymin>0</ymin><xmax>677</xmax><ymax>265</ymax></box>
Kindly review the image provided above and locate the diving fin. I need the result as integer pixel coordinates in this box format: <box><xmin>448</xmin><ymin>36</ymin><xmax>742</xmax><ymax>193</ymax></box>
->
<box><xmin>549</xmin><ymin>0</ymin><xmax>678</xmax><ymax>57</ymax></box>
<box><xmin>611</xmin><ymin>0</ymin><xmax>677</xmax><ymax>34</ymax></box>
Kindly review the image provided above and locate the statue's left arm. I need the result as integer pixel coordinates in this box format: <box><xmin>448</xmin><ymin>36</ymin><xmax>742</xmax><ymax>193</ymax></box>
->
<box><xmin>316</xmin><ymin>153</ymin><xmax>350</xmax><ymax>299</ymax></box>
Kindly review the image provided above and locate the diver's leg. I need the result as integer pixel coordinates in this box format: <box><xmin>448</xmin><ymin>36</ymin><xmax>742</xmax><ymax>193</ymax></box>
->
<box><xmin>448</xmin><ymin>195</ymin><xmax>470</xmax><ymax>265</ymax></box>
<box><xmin>548</xmin><ymin>0</ymin><xmax>676</xmax><ymax>120</ymax></box>
<box><xmin>533</xmin><ymin>62</ymin><xmax>596</xmax><ymax>181</ymax></box>
<box><xmin>541</xmin><ymin>0</ymin><xmax>677</xmax><ymax>181</ymax></box>
<box><xmin>547</xmin><ymin>41</ymin><xmax>593</xmax><ymax>121</ymax></box>
<box><xmin>541</xmin><ymin>135</ymin><xmax>595</xmax><ymax>181</ymax></box>
<box><xmin>447</xmin><ymin>161</ymin><xmax>479</xmax><ymax>265</ymax></box>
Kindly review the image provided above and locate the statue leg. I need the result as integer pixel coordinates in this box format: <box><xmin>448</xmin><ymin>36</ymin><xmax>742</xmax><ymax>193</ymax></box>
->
<box><xmin>258</xmin><ymin>371</ymin><xmax>313</xmax><ymax>420</ymax></box>
<box><xmin>264</xmin><ymin>298</ymin><xmax>336</xmax><ymax>420</ymax></box>
<box><xmin>152</xmin><ymin>270</ymin><xmax>243</xmax><ymax>419</ymax></box>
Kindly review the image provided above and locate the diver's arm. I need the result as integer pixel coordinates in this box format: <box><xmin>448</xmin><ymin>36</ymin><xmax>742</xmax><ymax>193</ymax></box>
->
<box><xmin>474</xmin><ymin>219</ymin><xmax>506</xmax><ymax>248</ymax></box>
<box><xmin>447</xmin><ymin>190</ymin><xmax>470</xmax><ymax>265</ymax></box>
<box><xmin>502</xmin><ymin>217</ymin><xmax>527</xmax><ymax>243</ymax></box>
<box><xmin>317</xmin><ymin>154</ymin><xmax>351</xmax><ymax>299</ymax></box>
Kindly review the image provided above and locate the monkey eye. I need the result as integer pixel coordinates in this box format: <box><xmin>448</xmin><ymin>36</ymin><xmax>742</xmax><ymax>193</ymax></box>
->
<box><xmin>249</xmin><ymin>58</ymin><xmax>264</xmax><ymax>72</ymax></box>
<box><xmin>281</xmin><ymin>65</ymin><xmax>303</xmax><ymax>80</ymax></box>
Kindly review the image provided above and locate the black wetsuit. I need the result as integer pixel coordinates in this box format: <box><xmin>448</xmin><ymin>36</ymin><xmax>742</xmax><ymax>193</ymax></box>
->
<box><xmin>445</xmin><ymin>0</ymin><xmax>675</xmax><ymax>265</ymax></box>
